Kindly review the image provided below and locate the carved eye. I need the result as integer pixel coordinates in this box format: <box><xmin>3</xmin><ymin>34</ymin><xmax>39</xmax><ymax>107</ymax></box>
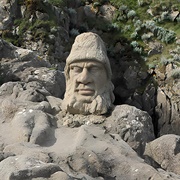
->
<box><xmin>71</xmin><ymin>66</ymin><xmax>82</xmax><ymax>73</ymax></box>
<box><xmin>89</xmin><ymin>66</ymin><xmax>101</xmax><ymax>73</ymax></box>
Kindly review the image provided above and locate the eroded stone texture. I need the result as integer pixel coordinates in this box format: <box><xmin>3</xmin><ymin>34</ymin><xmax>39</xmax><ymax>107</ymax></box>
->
<box><xmin>155</xmin><ymin>86</ymin><xmax>180</xmax><ymax>136</ymax></box>
<box><xmin>105</xmin><ymin>105</ymin><xmax>155</xmax><ymax>156</ymax></box>
<box><xmin>0</xmin><ymin>38</ymin><xmax>65</xmax><ymax>98</ymax></box>
<box><xmin>1</xmin><ymin>36</ymin><xmax>180</xmax><ymax>180</ymax></box>
<box><xmin>0</xmin><ymin>155</ymin><xmax>61</xmax><ymax>180</ymax></box>
<box><xmin>144</xmin><ymin>134</ymin><xmax>180</xmax><ymax>175</ymax></box>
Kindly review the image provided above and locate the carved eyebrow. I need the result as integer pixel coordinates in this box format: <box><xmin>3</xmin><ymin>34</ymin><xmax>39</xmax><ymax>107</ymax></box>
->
<box><xmin>87</xmin><ymin>64</ymin><xmax>104</xmax><ymax>70</ymax></box>
<box><xmin>70</xmin><ymin>62</ymin><xmax>103</xmax><ymax>69</ymax></box>
<box><xmin>70</xmin><ymin>64</ymin><xmax>82</xmax><ymax>68</ymax></box>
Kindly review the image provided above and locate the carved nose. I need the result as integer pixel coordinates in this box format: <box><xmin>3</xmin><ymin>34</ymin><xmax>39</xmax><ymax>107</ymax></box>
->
<box><xmin>77</xmin><ymin>68</ymin><xmax>92</xmax><ymax>84</ymax></box>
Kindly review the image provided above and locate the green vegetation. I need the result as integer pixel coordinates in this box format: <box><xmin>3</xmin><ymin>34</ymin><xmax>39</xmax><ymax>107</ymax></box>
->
<box><xmin>2</xmin><ymin>0</ymin><xmax>58</xmax><ymax>46</ymax></box>
<box><xmin>48</xmin><ymin>0</ymin><xmax>66</xmax><ymax>7</ymax></box>
<box><xmin>171</xmin><ymin>68</ymin><xmax>180</xmax><ymax>79</ymax></box>
<box><xmin>2</xmin><ymin>0</ymin><xmax>179</xmax><ymax>71</ymax></box>
<box><xmin>2</xmin><ymin>18</ymin><xmax>56</xmax><ymax>46</ymax></box>
<box><xmin>48</xmin><ymin>0</ymin><xmax>72</xmax><ymax>7</ymax></box>
<box><xmin>102</xmin><ymin>0</ymin><xmax>180</xmax><ymax>71</ymax></box>
<box><xmin>108</xmin><ymin>0</ymin><xmax>179</xmax><ymax>43</ymax></box>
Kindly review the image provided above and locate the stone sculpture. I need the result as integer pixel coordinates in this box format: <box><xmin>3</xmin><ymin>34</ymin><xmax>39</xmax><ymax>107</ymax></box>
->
<box><xmin>60</xmin><ymin>32</ymin><xmax>155</xmax><ymax>157</ymax></box>
<box><xmin>62</xmin><ymin>32</ymin><xmax>115</xmax><ymax>115</ymax></box>
<box><xmin>1</xmin><ymin>36</ymin><xmax>180</xmax><ymax>180</ymax></box>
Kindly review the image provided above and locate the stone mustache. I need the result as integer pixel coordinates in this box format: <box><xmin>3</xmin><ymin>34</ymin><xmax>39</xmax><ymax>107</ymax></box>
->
<box><xmin>62</xmin><ymin>32</ymin><xmax>115</xmax><ymax>115</ymax></box>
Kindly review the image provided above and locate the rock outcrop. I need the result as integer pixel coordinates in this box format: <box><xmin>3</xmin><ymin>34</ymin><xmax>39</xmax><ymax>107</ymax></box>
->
<box><xmin>0</xmin><ymin>0</ymin><xmax>180</xmax><ymax>179</ymax></box>
<box><xmin>1</xmin><ymin>0</ymin><xmax>179</xmax><ymax>138</ymax></box>
<box><xmin>144</xmin><ymin>134</ymin><xmax>180</xmax><ymax>174</ymax></box>
<box><xmin>0</xmin><ymin>39</ymin><xmax>180</xmax><ymax>179</ymax></box>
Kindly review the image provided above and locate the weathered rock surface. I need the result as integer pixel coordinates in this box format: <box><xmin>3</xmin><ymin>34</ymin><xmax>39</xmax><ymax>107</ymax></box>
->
<box><xmin>55</xmin><ymin>104</ymin><xmax>155</xmax><ymax>157</ymax></box>
<box><xmin>144</xmin><ymin>134</ymin><xmax>180</xmax><ymax>175</ymax></box>
<box><xmin>0</xmin><ymin>38</ymin><xmax>65</xmax><ymax>98</ymax></box>
<box><xmin>1</xmin><ymin>41</ymin><xmax>180</xmax><ymax>179</ymax></box>
<box><xmin>0</xmin><ymin>10</ymin><xmax>180</xmax><ymax>179</ymax></box>
<box><xmin>0</xmin><ymin>76</ymin><xmax>179</xmax><ymax>179</ymax></box>
<box><xmin>105</xmin><ymin>105</ymin><xmax>155</xmax><ymax>156</ymax></box>
<box><xmin>0</xmin><ymin>155</ymin><xmax>61</xmax><ymax>180</ymax></box>
<box><xmin>155</xmin><ymin>78</ymin><xmax>180</xmax><ymax>136</ymax></box>
<box><xmin>1</xmin><ymin>0</ymin><xmax>179</xmax><ymax>139</ymax></box>
<box><xmin>1</xmin><ymin>112</ymin><xmax>180</xmax><ymax>180</ymax></box>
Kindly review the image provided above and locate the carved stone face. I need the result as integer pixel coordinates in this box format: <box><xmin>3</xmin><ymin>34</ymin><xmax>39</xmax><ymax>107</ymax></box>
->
<box><xmin>69</xmin><ymin>60</ymin><xmax>108</xmax><ymax>103</ymax></box>
<box><xmin>62</xmin><ymin>32</ymin><xmax>114</xmax><ymax>115</ymax></box>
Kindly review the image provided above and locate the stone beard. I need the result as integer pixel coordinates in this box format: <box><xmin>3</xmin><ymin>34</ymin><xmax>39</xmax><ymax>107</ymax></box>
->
<box><xmin>62</xmin><ymin>78</ymin><xmax>114</xmax><ymax>115</ymax></box>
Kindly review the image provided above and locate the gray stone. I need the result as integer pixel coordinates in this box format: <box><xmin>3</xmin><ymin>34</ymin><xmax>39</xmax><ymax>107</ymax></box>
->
<box><xmin>4</xmin><ymin>143</ymin><xmax>49</xmax><ymax>162</ymax></box>
<box><xmin>105</xmin><ymin>105</ymin><xmax>155</xmax><ymax>156</ymax></box>
<box><xmin>46</xmin><ymin>96</ymin><xmax>63</xmax><ymax>114</ymax></box>
<box><xmin>26</xmin><ymin>68</ymin><xmax>65</xmax><ymax>98</ymax></box>
<box><xmin>123</xmin><ymin>66</ymin><xmax>139</xmax><ymax>89</ymax></box>
<box><xmin>1</xmin><ymin>51</ymin><xmax>65</xmax><ymax>98</ymax></box>
<box><xmin>0</xmin><ymin>5</ymin><xmax>8</xmax><ymax>24</ymax></box>
<box><xmin>155</xmin><ymin>87</ymin><xmax>180</xmax><ymax>136</ymax></box>
<box><xmin>10</xmin><ymin>109</ymin><xmax>54</xmax><ymax>145</ymax></box>
<box><xmin>84</xmin><ymin>5</ymin><xmax>96</xmax><ymax>18</ymax></box>
<box><xmin>99</xmin><ymin>4</ymin><xmax>116</xmax><ymax>21</ymax></box>
<box><xmin>49</xmin><ymin>171</ymin><xmax>72</xmax><ymax>180</ymax></box>
<box><xmin>0</xmin><ymin>155</ymin><xmax>61</xmax><ymax>180</ymax></box>
<box><xmin>144</xmin><ymin>134</ymin><xmax>180</xmax><ymax>175</ymax></box>
<box><xmin>142</xmin><ymin>83</ymin><xmax>156</xmax><ymax>116</ymax></box>
<box><xmin>148</xmin><ymin>41</ymin><xmax>163</xmax><ymax>56</ymax></box>
<box><xmin>170</xmin><ymin>11</ymin><xmax>179</xmax><ymax>21</ymax></box>
<box><xmin>45</xmin><ymin>125</ymin><xmax>174</xmax><ymax>180</ymax></box>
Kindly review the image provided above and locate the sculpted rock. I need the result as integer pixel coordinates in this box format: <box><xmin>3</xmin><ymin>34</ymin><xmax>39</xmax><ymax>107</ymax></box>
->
<box><xmin>1</xmin><ymin>36</ymin><xmax>180</xmax><ymax>179</ymax></box>
<box><xmin>46</xmin><ymin>96</ymin><xmax>63</xmax><ymax>114</ymax></box>
<box><xmin>3</xmin><ymin>143</ymin><xmax>50</xmax><ymax>161</ymax></box>
<box><xmin>0</xmin><ymin>123</ymin><xmax>180</xmax><ymax>180</ymax></box>
<box><xmin>60</xmin><ymin>33</ymin><xmax>155</xmax><ymax>156</ymax></box>
<box><xmin>0</xmin><ymin>81</ymin><xmax>47</xmax><ymax>102</ymax></box>
<box><xmin>0</xmin><ymin>143</ymin><xmax>75</xmax><ymax>179</ymax></box>
<box><xmin>26</xmin><ymin>68</ymin><xmax>65</xmax><ymax>98</ymax></box>
<box><xmin>62</xmin><ymin>32</ymin><xmax>114</xmax><ymax>115</ymax></box>
<box><xmin>0</xmin><ymin>81</ymin><xmax>57</xmax><ymax>146</ymax></box>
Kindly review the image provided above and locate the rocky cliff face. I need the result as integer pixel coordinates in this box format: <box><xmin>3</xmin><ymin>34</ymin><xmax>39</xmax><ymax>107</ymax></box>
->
<box><xmin>0</xmin><ymin>38</ymin><xmax>180</xmax><ymax>179</ymax></box>
<box><xmin>0</xmin><ymin>0</ymin><xmax>180</xmax><ymax>179</ymax></box>
<box><xmin>1</xmin><ymin>0</ymin><xmax>179</xmax><ymax>137</ymax></box>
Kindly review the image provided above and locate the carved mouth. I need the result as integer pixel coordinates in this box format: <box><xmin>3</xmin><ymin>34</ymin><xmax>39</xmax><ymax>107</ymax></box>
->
<box><xmin>77</xmin><ymin>89</ymin><xmax>95</xmax><ymax>95</ymax></box>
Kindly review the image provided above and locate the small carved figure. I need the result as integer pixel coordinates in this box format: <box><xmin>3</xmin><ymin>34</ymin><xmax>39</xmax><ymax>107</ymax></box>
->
<box><xmin>62</xmin><ymin>32</ymin><xmax>115</xmax><ymax>115</ymax></box>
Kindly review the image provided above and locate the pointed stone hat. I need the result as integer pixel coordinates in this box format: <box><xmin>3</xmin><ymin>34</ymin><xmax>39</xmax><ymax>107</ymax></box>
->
<box><xmin>65</xmin><ymin>32</ymin><xmax>112</xmax><ymax>79</ymax></box>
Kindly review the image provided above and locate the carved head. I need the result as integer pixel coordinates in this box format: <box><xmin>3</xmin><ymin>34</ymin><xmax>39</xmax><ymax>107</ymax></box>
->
<box><xmin>62</xmin><ymin>32</ymin><xmax>114</xmax><ymax>115</ymax></box>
